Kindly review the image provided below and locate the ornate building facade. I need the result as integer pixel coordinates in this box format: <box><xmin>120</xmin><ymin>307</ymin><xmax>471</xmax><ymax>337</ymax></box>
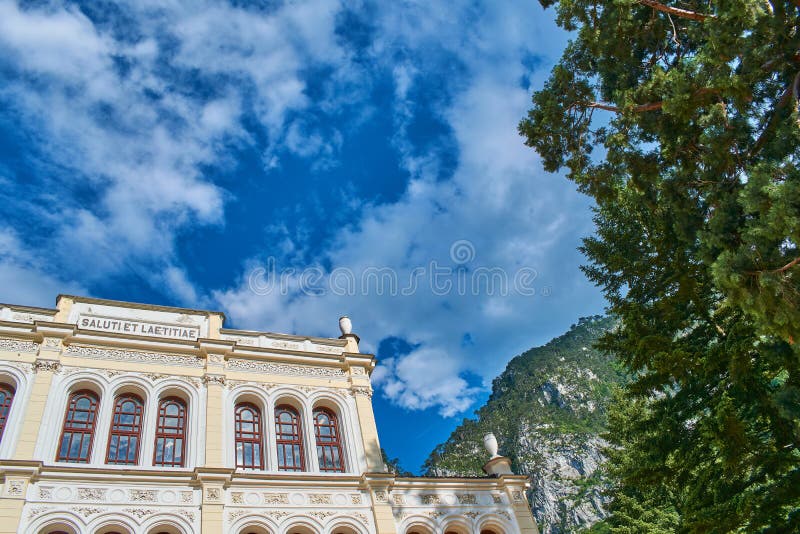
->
<box><xmin>0</xmin><ymin>295</ymin><xmax>539</xmax><ymax>534</ymax></box>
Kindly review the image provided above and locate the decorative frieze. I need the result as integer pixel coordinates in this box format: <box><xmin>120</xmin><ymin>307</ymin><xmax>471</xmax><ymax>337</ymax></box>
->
<box><xmin>457</xmin><ymin>493</ymin><xmax>477</xmax><ymax>505</ymax></box>
<box><xmin>0</xmin><ymin>338</ymin><xmax>39</xmax><ymax>353</ymax></box>
<box><xmin>263</xmin><ymin>492</ymin><xmax>289</xmax><ymax>505</ymax></box>
<box><xmin>33</xmin><ymin>360</ymin><xmax>61</xmax><ymax>373</ymax></box>
<box><xmin>72</xmin><ymin>506</ymin><xmax>103</xmax><ymax>518</ymax></box>
<box><xmin>124</xmin><ymin>507</ymin><xmax>156</xmax><ymax>520</ymax></box>
<box><xmin>351</xmin><ymin>386</ymin><xmax>373</xmax><ymax>398</ymax></box>
<box><xmin>77</xmin><ymin>487</ymin><xmax>106</xmax><ymax>501</ymax></box>
<box><xmin>66</xmin><ymin>345</ymin><xmax>203</xmax><ymax>368</ymax></box>
<box><xmin>39</xmin><ymin>487</ymin><xmax>53</xmax><ymax>500</ymax></box>
<box><xmin>180</xmin><ymin>491</ymin><xmax>193</xmax><ymax>503</ymax></box>
<box><xmin>420</xmin><ymin>494</ymin><xmax>441</xmax><ymax>505</ymax></box>
<box><xmin>309</xmin><ymin>493</ymin><xmax>332</xmax><ymax>505</ymax></box>
<box><xmin>231</xmin><ymin>492</ymin><xmax>244</xmax><ymax>504</ymax></box>
<box><xmin>203</xmin><ymin>374</ymin><xmax>226</xmax><ymax>386</ymax></box>
<box><xmin>7</xmin><ymin>480</ymin><xmax>24</xmax><ymax>496</ymax></box>
<box><xmin>129</xmin><ymin>489</ymin><xmax>156</xmax><ymax>502</ymax></box>
<box><xmin>350</xmin><ymin>493</ymin><xmax>362</xmax><ymax>505</ymax></box>
<box><xmin>227</xmin><ymin>358</ymin><xmax>347</xmax><ymax>379</ymax></box>
<box><xmin>43</xmin><ymin>338</ymin><xmax>61</xmax><ymax>349</ymax></box>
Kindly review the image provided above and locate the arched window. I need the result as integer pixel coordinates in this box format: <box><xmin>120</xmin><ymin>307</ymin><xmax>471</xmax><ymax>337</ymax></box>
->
<box><xmin>57</xmin><ymin>390</ymin><xmax>99</xmax><ymax>462</ymax></box>
<box><xmin>106</xmin><ymin>394</ymin><xmax>144</xmax><ymax>465</ymax></box>
<box><xmin>153</xmin><ymin>397</ymin><xmax>187</xmax><ymax>467</ymax></box>
<box><xmin>235</xmin><ymin>402</ymin><xmax>264</xmax><ymax>469</ymax></box>
<box><xmin>0</xmin><ymin>384</ymin><xmax>15</xmax><ymax>443</ymax></box>
<box><xmin>275</xmin><ymin>405</ymin><xmax>305</xmax><ymax>471</ymax></box>
<box><xmin>313</xmin><ymin>408</ymin><xmax>344</xmax><ymax>472</ymax></box>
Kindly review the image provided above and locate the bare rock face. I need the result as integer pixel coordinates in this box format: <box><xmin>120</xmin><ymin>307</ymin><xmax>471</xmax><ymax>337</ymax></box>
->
<box><xmin>424</xmin><ymin>316</ymin><xmax>625</xmax><ymax>533</ymax></box>
<box><xmin>519</xmin><ymin>430</ymin><xmax>609</xmax><ymax>533</ymax></box>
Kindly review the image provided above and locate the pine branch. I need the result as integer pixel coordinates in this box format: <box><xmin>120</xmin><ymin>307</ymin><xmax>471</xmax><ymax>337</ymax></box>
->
<box><xmin>751</xmin><ymin>71</ymin><xmax>800</xmax><ymax>156</ymax></box>
<box><xmin>638</xmin><ymin>0</ymin><xmax>713</xmax><ymax>21</ymax></box>
<box><xmin>746</xmin><ymin>256</ymin><xmax>800</xmax><ymax>275</ymax></box>
<box><xmin>575</xmin><ymin>88</ymin><xmax>718</xmax><ymax>114</ymax></box>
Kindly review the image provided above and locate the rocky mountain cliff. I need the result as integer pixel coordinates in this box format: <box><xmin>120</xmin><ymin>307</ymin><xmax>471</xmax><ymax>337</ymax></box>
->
<box><xmin>424</xmin><ymin>316</ymin><xmax>625</xmax><ymax>533</ymax></box>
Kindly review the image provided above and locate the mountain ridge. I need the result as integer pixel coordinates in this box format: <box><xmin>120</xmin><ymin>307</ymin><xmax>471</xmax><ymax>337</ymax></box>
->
<box><xmin>423</xmin><ymin>315</ymin><xmax>625</xmax><ymax>533</ymax></box>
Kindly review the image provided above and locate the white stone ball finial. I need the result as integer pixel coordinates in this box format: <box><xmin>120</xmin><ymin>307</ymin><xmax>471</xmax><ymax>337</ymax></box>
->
<box><xmin>483</xmin><ymin>432</ymin><xmax>500</xmax><ymax>458</ymax></box>
<box><xmin>339</xmin><ymin>316</ymin><xmax>352</xmax><ymax>335</ymax></box>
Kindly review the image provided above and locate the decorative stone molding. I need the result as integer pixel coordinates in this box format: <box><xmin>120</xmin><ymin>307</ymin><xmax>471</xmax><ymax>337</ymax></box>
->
<box><xmin>350</xmin><ymin>493</ymin><xmax>362</xmax><ymax>504</ymax></box>
<box><xmin>265</xmin><ymin>510</ymin><xmax>292</xmax><ymax>521</ymax></box>
<box><xmin>66</xmin><ymin>345</ymin><xmax>203</xmax><ymax>368</ymax></box>
<box><xmin>2</xmin><ymin>361</ymin><xmax>33</xmax><ymax>373</ymax></box>
<box><xmin>203</xmin><ymin>374</ymin><xmax>226</xmax><ymax>386</ymax></box>
<box><xmin>28</xmin><ymin>506</ymin><xmax>53</xmax><ymax>520</ymax></box>
<box><xmin>180</xmin><ymin>491</ymin><xmax>193</xmax><ymax>503</ymax></box>
<box><xmin>351</xmin><ymin>366</ymin><xmax>367</xmax><ymax>376</ymax></box>
<box><xmin>177</xmin><ymin>509</ymin><xmax>196</xmax><ymax>522</ymax></box>
<box><xmin>392</xmin><ymin>494</ymin><xmax>405</xmax><ymax>505</ymax></box>
<box><xmin>457</xmin><ymin>493</ymin><xmax>477</xmax><ymax>505</ymax></box>
<box><xmin>353</xmin><ymin>512</ymin><xmax>370</xmax><ymax>525</ymax></box>
<box><xmin>512</xmin><ymin>490</ymin><xmax>524</xmax><ymax>502</ymax></box>
<box><xmin>124</xmin><ymin>507</ymin><xmax>156</xmax><ymax>520</ymax></box>
<box><xmin>207</xmin><ymin>354</ymin><xmax>225</xmax><ymax>364</ymax></box>
<box><xmin>0</xmin><ymin>338</ymin><xmax>39</xmax><ymax>353</ymax></box>
<box><xmin>310</xmin><ymin>511</ymin><xmax>337</xmax><ymax>521</ymax></box>
<box><xmin>231</xmin><ymin>492</ymin><xmax>244</xmax><ymax>504</ymax></box>
<box><xmin>205</xmin><ymin>487</ymin><xmax>221</xmax><ymax>501</ymax></box>
<box><xmin>464</xmin><ymin>511</ymin><xmax>481</xmax><ymax>519</ymax></box>
<box><xmin>72</xmin><ymin>506</ymin><xmax>103</xmax><ymax>518</ymax></box>
<box><xmin>129</xmin><ymin>489</ymin><xmax>156</xmax><ymax>502</ymax></box>
<box><xmin>351</xmin><ymin>386</ymin><xmax>373</xmax><ymax>398</ymax></box>
<box><xmin>228</xmin><ymin>510</ymin><xmax>247</xmax><ymax>521</ymax></box>
<box><xmin>226</xmin><ymin>379</ymin><xmax>277</xmax><ymax>392</ymax></box>
<box><xmin>373</xmin><ymin>490</ymin><xmax>388</xmax><ymax>503</ymax></box>
<box><xmin>77</xmin><ymin>487</ymin><xmax>106</xmax><ymax>501</ymax></box>
<box><xmin>498</xmin><ymin>510</ymin><xmax>512</xmax><ymax>520</ymax></box>
<box><xmin>492</xmin><ymin>494</ymin><xmax>503</xmax><ymax>504</ymax></box>
<box><xmin>7</xmin><ymin>480</ymin><xmax>24</xmax><ymax>496</ymax></box>
<box><xmin>39</xmin><ymin>487</ymin><xmax>53</xmax><ymax>500</ymax></box>
<box><xmin>227</xmin><ymin>358</ymin><xmax>347</xmax><ymax>379</ymax></box>
<box><xmin>43</xmin><ymin>337</ymin><xmax>61</xmax><ymax>349</ymax></box>
<box><xmin>33</xmin><ymin>360</ymin><xmax>61</xmax><ymax>373</ymax></box>
<box><xmin>263</xmin><ymin>492</ymin><xmax>289</xmax><ymax>505</ymax></box>
<box><xmin>309</xmin><ymin>493</ymin><xmax>332</xmax><ymax>505</ymax></box>
<box><xmin>420</xmin><ymin>494</ymin><xmax>441</xmax><ymax>505</ymax></box>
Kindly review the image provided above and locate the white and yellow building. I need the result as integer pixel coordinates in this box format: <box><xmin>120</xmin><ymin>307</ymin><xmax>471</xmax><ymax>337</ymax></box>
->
<box><xmin>0</xmin><ymin>295</ymin><xmax>539</xmax><ymax>534</ymax></box>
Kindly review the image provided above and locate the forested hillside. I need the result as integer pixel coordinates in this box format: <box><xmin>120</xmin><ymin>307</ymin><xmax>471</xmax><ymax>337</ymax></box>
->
<box><xmin>424</xmin><ymin>316</ymin><xmax>626</xmax><ymax>533</ymax></box>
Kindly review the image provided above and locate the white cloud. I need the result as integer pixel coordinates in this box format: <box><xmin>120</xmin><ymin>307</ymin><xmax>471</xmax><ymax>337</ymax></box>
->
<box><xmin>213</xmin><ymin>2</ymin><xmax>604</xmax><ymax>416</ymax></box>
<box><xmin>0</xmin><ymin>0</ymin><xmax>360</xmax><ymax>303</ymax></box>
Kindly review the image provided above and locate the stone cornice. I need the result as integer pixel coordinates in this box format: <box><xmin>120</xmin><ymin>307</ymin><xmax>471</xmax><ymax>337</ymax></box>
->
<box><xmin>57</xmin><ymin>294</ymin><xmax>226</xmax><ymax>320</ymax></box>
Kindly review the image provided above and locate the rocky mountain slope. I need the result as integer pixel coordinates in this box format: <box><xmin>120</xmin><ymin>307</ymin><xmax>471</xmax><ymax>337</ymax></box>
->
<box><xmin>424</xmin><ymin>316</ymin><xmax>625</xmax><ymax>533</ymax></box>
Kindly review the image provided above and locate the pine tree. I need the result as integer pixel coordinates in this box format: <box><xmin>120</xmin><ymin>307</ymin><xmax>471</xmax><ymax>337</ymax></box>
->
<box><xmin>519</xmin><ymin>1</ymin><xmax>800</xmax><ymax>531</ymax></box>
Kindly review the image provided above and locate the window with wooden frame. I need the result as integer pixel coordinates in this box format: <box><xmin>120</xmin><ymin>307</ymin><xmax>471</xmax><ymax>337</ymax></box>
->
<box><xmin>105</xmin><ymin>393</ymin><xmax>144</xmax><ymax>465</ymax></box>
<box><xmin>153</xmin><ymin>396</ymin><xmax>187</xmax><ymax>467</ymax></box>
<box><xmin>275</xmin><ymin>404</ymin><xmax>305</xmax><ymax>471</ymax></box>
<box><xmin>0</xmin><ymin>384</ymin><xmax>14</xmax><ymax>443</ymax></box>
<box><xmin>57</xmin><ymin>390</ymin><xmax>99</xmax><ymax>463</ymax></box>
<box><xmin>234</xmin><ymin>402</ymin><xmax>264</xmax><ymax>469</ymax></box>
<box><xmin>313</xmin><ymin>407</ymin><xmax>345</xmax><ymax>472</ymax></box>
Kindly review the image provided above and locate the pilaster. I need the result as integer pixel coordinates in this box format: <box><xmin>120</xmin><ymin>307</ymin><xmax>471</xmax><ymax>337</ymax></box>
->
<box><xmin>0</xmin><ymin>462</ymin><xmax>39</xmax><ymax>534</ymax></box>
<box><xmin>199</xmin><ymin>339</ymin><xmax>233</xmax><ymax>468</ymax></box>
<box><xmin>502</xmin><ymin>476</ymin><xmax>540</xmax><ymax>534</ymax></box>
<box><xmin>364</xmin><ymin>473</ymin><xmax>397</xmax><ymax>534</ymax></box>
<box><xmin>13</xmin><ymin>323</ymin><xmax>71</xmax><ymax>461</ymax></box>
<box><xmin>195</xmin><ymin>468</ymin><xmax>231</xmax><ymax>534</ymax></box>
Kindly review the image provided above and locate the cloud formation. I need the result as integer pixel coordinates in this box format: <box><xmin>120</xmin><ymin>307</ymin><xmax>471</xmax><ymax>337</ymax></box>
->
<box><xmin>0</xmin><ymin>1</ymin><xmax>605</xmax><ymax>417</ymax></box>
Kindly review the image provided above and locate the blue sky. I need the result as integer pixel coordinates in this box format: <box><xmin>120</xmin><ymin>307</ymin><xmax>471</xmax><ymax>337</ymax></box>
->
<box><xmin>0</xmin><ymin>0</ymin><xmax>606</xmax><ymax>473</ymax></box>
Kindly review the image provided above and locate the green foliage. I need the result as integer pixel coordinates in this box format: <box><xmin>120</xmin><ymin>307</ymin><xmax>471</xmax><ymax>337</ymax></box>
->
<box><xmin>520</xmin><ymin>1</ymin><xmax>800</xmax><ymax>531</ymax></box>
<box><xmin>424</xmin><ymin>316</ymin><xmax>626</xmax><ymax>476</ymax></box>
